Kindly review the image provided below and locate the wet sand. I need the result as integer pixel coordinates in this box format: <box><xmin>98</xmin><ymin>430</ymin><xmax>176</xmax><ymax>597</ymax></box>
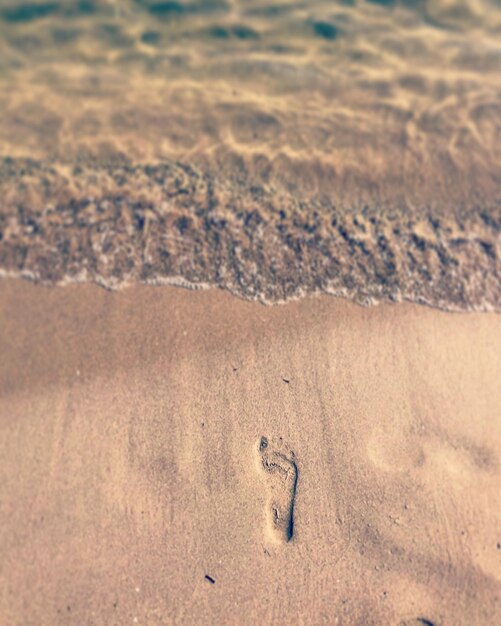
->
<box><xmin>0</xmin><ymin>279</ymin><xmax>500</xmax><ymax>625</ymax></box>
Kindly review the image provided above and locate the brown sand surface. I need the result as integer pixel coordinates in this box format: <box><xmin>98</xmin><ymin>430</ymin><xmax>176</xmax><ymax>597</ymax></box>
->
<box><xmin>0</xmin><ymin>279</ymin><xmax>500</xmax><ymax>625</ymax></box>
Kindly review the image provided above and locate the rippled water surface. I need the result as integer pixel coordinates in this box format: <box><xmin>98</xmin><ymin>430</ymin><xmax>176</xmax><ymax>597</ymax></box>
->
<box><xmin>0</xmin><ymin>1</ymin><xmax>500</xmax><ymax>308</ymax></box>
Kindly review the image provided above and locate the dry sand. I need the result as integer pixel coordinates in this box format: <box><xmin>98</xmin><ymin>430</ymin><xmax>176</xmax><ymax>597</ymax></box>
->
<box><xmin>0</xmin><ymin>279</ymin><xmax>500</xmax><ymax>625</ymax></box>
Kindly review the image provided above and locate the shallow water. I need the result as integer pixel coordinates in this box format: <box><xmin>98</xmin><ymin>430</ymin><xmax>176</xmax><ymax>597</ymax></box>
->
<box><xmin>0</xmin><ymin>0</ymin><xmax>500</xmax><ymax>308</ymax></box>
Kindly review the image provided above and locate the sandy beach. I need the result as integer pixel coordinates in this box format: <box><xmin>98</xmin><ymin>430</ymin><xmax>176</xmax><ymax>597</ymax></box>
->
<box><xmin>0</xmin><ymin>279</ymin><xmax>500</xmax><ymax>625</ymax></box>
<box><xmin>1</xmin><ymin>2</ymin><xmax>500</xmax><ymax>624</ymax></box>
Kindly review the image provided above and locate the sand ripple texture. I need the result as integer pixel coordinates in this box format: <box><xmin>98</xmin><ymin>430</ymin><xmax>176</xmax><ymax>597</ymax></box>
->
<box><xmin>0</xmin><ymin>0</ymin><xmax>500</xmax><ymax>310</ymax></box>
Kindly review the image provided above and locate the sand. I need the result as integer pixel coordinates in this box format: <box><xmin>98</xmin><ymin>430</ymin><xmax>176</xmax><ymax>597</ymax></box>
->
<box><xmin>0</xmin><ymin>279</ymin><xmax>500</xmax><ymax>625</ymax></box>
<box><xmin>1</xmin><ymin>3</ymin><xmax>500</xmax><ymax>624</ymax></box>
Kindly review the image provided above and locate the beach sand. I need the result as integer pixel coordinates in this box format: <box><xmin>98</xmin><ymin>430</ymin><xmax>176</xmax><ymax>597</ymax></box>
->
<box><xmin>0</xmin><ymin>279</ymin><xmax>500</xmax><ymax>625</ymax></box>
<box><xmin>1</xmin><ymin>2</ymin><xmax>501</xmax><ymax>624</ymax></box>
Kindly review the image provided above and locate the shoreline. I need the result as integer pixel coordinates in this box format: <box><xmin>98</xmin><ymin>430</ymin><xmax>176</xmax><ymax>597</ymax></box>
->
<box><xmin>1</xmin><ymin>157</ymin><xmax>499</xmax><ymax>312</ymax></box>
<box><xmin>1</xmin><ymin>267</ymin><xmax>500</xmax><ymax>314</ymax></box>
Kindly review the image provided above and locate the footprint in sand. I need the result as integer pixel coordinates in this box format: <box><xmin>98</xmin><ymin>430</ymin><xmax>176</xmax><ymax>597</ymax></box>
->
<box><xmin>258</xmin><ymin>436</ymin><xmax>298</xmax><ymax>543</ymax></box>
